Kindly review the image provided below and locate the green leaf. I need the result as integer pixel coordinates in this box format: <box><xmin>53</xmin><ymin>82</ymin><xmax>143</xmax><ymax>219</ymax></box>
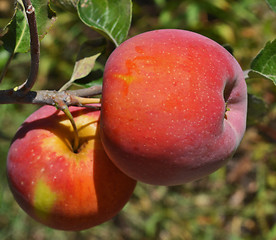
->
<box><xmin>249</xmin><ymin>39</ymin><xmax>276</xmax><ymax>85</ymax></box>
<box><xmin>59</xmin><ymin>38</ymin><xmax>106</xmax><ymax>91</ymax></box>
<box><xmin>77</xmin><ymin>0</ymin><xmax>132</xmax><ymax>47</ymax></box>
<box><xmin>247</xmin><ymin>70</ymin><xmax>274</xmax><ymax>83</ymax></box>
<box><xmin>50</xmin><ymin>0</ymin><xmax>78</xmax><ymax>12</ymax></box>
<box><xmin>266</xmin><ymin>0</ymin><xmax>276</xmax><ymax>12</ymax></box>
<box><xmin>74</xmin><ymin>61</ymin><xmax>104</xmax><ymax>88</ymax></box>
<box><xmin>2</xmin><ymin>0</ymin><xmax>56</xmax><ymax>53</ymax></box>
<box><xmin>75</xmin><ymin>76</ymin><xmax>103</xmax><ymax>88</ymax></box>
<box><xmin>2</xmin><ymin>5</ymin><xmax>28</xmax><ymax>53</ymax></box>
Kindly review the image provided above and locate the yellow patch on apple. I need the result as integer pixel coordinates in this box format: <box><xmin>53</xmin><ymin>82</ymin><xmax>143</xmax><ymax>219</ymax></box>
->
<box><xmin>33</xmin><ymin>179</ymin><xmax>57</xmax><ymax>220</ymax></box>
<box><xmin>113</xmin><ymin>74</ymin><xmax>134</xmax><ymax>84</ymax></box>
<box><xmin>41</xmin><ymin>115</ymin><xmax>97</xmax><ymax>159</ymax></box>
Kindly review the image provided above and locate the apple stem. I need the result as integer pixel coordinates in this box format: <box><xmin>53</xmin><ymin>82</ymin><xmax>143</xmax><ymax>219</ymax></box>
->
<box><xmin>65</xmin><ymin>108</ymin><xmax>80</xmax><ymax>153</ymax></box>
<box><xmin>72</xmin><ymin>96</ymin><xmax>101</xmax><ymax>105</ymax></box>
<box><xmin>56</xmin><ymin>101</ymin><xmax>80</xmax><ymax>153</ymax></box>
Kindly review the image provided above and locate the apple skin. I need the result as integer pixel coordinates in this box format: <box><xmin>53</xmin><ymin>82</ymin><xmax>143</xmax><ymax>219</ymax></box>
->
<box><xmin>100</xmin><ymin>29</ymin><xmax>247</xmax><ymax>186</ymax></box>
<box><xmin>7</xmin><ymin>106</ymin><xmax>136</xmax><ymax>231</ymax></box>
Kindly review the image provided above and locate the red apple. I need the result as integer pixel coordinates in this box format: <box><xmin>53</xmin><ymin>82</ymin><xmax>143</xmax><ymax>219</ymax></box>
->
<box><xmin>7</xmin><ymin>105</ymin><xmax>136</xmax><ymax>231</ymax></box>
<box><xmin>100</xmin><ymin>29</ymin><xmax>247</xmax><ymax>186</ymax></box>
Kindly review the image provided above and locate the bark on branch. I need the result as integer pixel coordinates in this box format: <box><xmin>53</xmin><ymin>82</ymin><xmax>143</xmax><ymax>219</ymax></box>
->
<box><xmin>0</xmin><ymin>85</ymin><xmax>102</xmax><ymax>106</ymax></box>
<box><xmin>0</xmin><ymin>0</ymin><xmax>103</xmax><ymax>108</ymax></box>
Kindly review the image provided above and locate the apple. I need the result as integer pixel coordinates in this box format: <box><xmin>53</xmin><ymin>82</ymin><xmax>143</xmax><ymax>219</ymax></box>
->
<box><xmin>7</xmin><ymin>105</ymin><xmax>136</xmax><ymax>231</ymax></box>
<box><xmin>100</xmin><ymin>29</ymin><xmax>247</xmax><ymax>186</ymax></box>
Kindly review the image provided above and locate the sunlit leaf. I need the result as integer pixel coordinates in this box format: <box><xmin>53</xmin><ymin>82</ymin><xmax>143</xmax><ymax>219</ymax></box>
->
<box><xmin>77</xmin><ymin>0</ymin><xmax>132</xmax><ymax>46</ymax></box>
<box><xmin>74</xmin><ymin>61</ymin><xmax>104</xmax><ymax>88</ymax></box>
<box><xmin>249</xmin><ymin>39</ymin><xmax>276</xmax><ymax>85</ymax></box>
<box><xmin>60</xmin><ymin>39</ymin><xmax>106</xmax><ymax>90</ymax></box>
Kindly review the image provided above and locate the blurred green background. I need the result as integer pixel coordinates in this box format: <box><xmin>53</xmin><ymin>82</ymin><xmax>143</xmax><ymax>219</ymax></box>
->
<box><xmin>1</xmin><ymin>0</ymin><xmax>276</xmax><ymax>239</ymax></box>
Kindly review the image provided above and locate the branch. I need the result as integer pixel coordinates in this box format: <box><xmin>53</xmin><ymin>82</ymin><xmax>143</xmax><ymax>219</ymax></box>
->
<box><xmin>0</xmin><ymin>85</ymin><xmax>102</xmax><ymax>106</ymax></box>
<box><xmin>0</xmin><ymin>1</ymin><xmax>103</xmax><ymax>109</ymax></box>
<box><xmin>17</xmin><ymin>0</ymin><xmax>40</xmax><ymax>93</ymax></box>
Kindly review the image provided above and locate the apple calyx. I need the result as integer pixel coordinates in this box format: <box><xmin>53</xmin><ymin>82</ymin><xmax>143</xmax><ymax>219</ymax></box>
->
<box><xmin>224</xmin><ymin>102</ymin><xmax>230</xmax><ymax>119</ymax></box>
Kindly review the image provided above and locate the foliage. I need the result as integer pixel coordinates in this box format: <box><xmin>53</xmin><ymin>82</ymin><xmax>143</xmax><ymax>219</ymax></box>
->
<box><xmin>2</xmin><ymin>0</ymin><xmax>55</xmax><ymax>53</ymax></box>
<box><xmin>77</xmin><ymin>0</ymin><xmax>132</xmax><ymax>47</ymax></box>
<box><xmin>249</xmin><ymin>39</ymin><xmax>276</xmax><ymax>85</ymax></box>
<box><xmin>0</xmin><ymin>0</ymin><xmax>276</xmax><ymax>239</ymax></box>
